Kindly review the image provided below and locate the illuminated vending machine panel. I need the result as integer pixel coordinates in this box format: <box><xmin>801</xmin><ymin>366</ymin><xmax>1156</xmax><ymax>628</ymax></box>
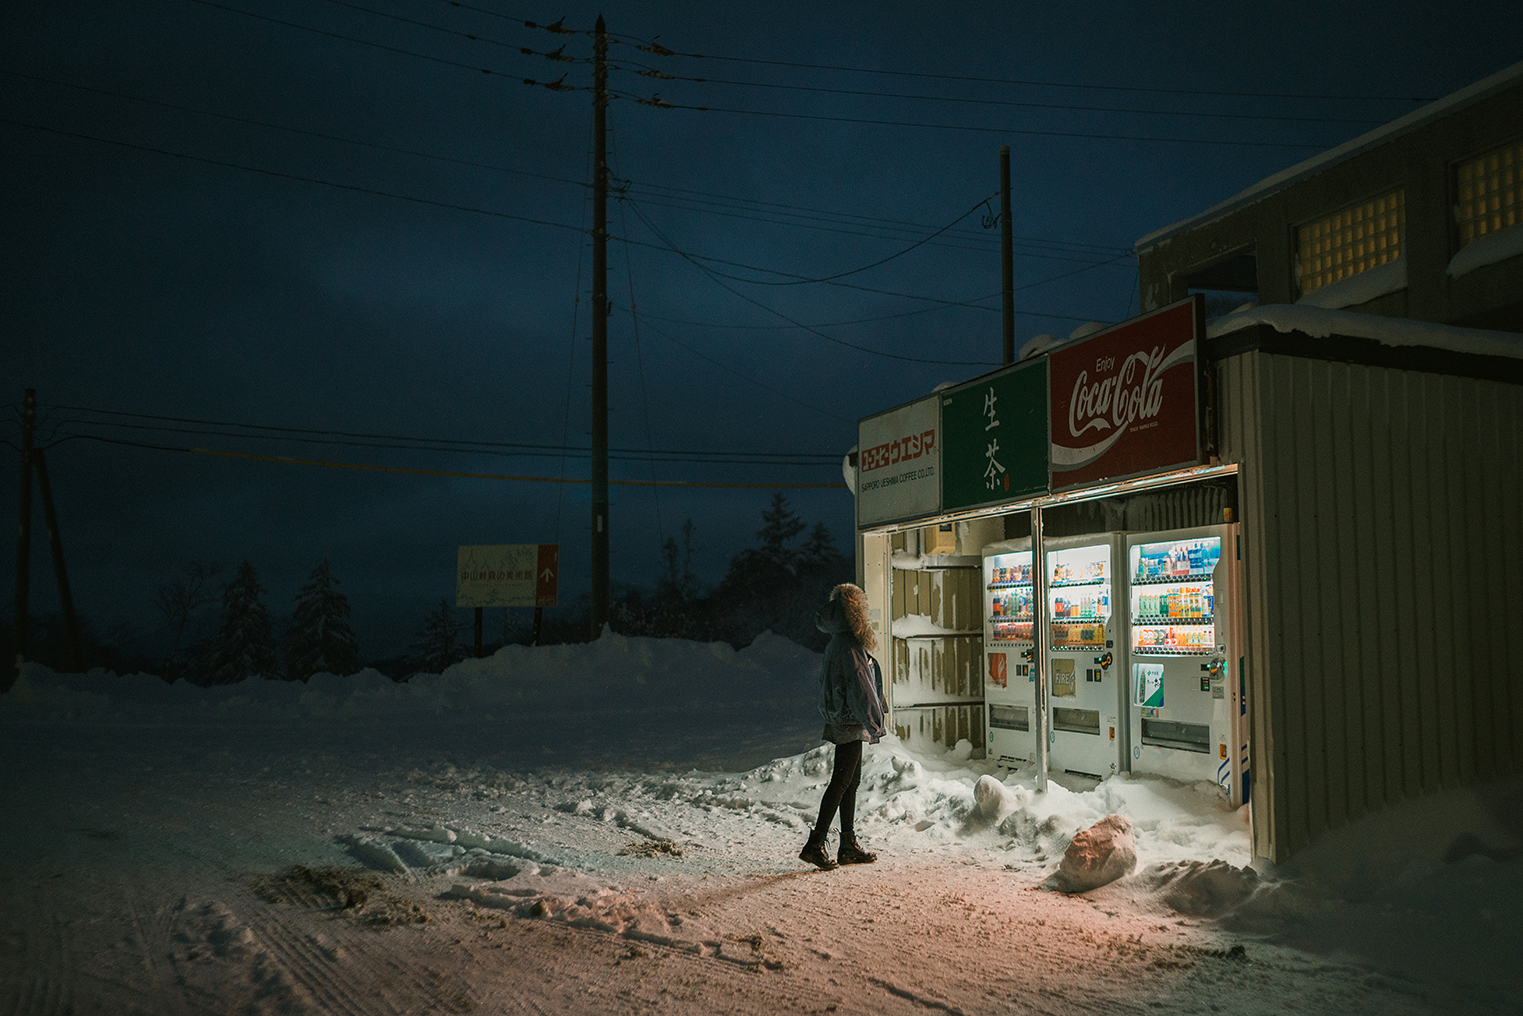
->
<box><xmin>1126</xmin><ymin>526</ymin><xmax>1247</xmax><ymax>804</ymax></box>
<box><xmin>1044</xmin><ymin>536</ymin><xmax>1123</xmax><ymax>779</ymax></box>
<box><xmin>982</xmin><ymin>541</ymin><xmax>1035</xmax><ymax>766</ymax></box>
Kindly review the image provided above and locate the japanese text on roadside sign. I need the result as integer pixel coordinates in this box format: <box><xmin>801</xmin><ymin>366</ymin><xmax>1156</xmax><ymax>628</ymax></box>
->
<box><xmin>456</xmin><ymin>544</ymin><xmax>558</xmax><ymax>608</ymax></box>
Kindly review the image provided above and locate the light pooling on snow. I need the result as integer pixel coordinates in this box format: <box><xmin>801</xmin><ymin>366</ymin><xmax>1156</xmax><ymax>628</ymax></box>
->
<box><xmin>3</xmin><ymin>630</ymin><xmax>1520</xmax><ymax>1012</ymax></box>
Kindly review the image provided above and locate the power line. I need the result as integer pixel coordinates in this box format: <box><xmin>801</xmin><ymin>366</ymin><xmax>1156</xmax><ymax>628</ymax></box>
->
<box><xmin>630</xmin><ymin>318</ymin><xmax>853</xmax><ymax>423</ymax></box>
<box><xmin>317</xmin><ymin>0</ymin><xmax>574</xmax><ymax>57</ymax></box>
<box><xmin>612</xmin><ymin>94</ymin><xmax>1330</xmax><ymax>149</ymax></box>
<box><xmin>627</xmin><ymin>201</ymin><xmax>1000</xmax><ymax>367</ymax></box>
<box><xmin>3</xmin><ymin>117</ymin><xmax>1062</xmax><ymax>327</ymax></box>
<box><xmin>620</xmin><ymin>194</ymin><xmax>1120</xmax><ymax>264</ymax></box>
<box><xmin>609</xmin><ymin>64</ymin><xmax>1387</xmax><ymax>126</ymax></box>
<box><xmin>647</xmin><ymin>193</ymin><xmax>1000</xmax><ymax>287</ymax></box>
<box><xmin>2</xmin><ymin>70</ymin><xmax>590</xmax><ymax>191</ymax></box>
<box><xmin>605</xmin><ymin>34</ymin><xmax>1434</xmax><ymax>103</ymax></box>
<box><xmin>0</xmin><ymin>118</ymin><xmax>591</xmax><ymax>234</ymax></box>
<box><xmin>51</xmin><ymin>435</ymin><xmax>847</xmax><ymax>488</ymax></box>
<box><xmin>619</xmin><ymin>180</ymin><xmax>1133</xmax><ymax>254</ymax></box>
<box><xmin>3</xmin><ymin>75</ymin><xmax>1137</xmax><ymax>262</ymax></box>
<box><xmin>186</xmin><ymin>0</ymin><xmax>575</xmax><ymax>83</ymax></box>
<box><xmin>45</xmin><ymin>405</ymin><xmax>839</xmax><ymax>462</ymax></box>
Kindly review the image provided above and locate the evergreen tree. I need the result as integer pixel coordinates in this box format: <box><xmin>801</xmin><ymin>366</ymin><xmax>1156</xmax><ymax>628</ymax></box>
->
<box><xmin>202</xmin><ymin>561</ymin><xmax>279</xmax><ymax>684</ymax></box>
<box><xmin>756</xmin><ymin>492</ymin><xmax>806</xmax><ymax>565</ymax></box>
<box><xmin>412</xmin><ymin>599</ymin><xmax>467</xmax><ymax>672</ymax></box>
<box><xmin>284</xmin><ymin>558</ymin><xmax>360</xmax><ymax>682</ymax></box>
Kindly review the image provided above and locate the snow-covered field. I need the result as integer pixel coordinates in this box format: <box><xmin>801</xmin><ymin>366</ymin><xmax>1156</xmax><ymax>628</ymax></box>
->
<box><xmin>2</xmin><ymin>631</ymin><xmax>1518</xmax><ymax>1015</ymax></box>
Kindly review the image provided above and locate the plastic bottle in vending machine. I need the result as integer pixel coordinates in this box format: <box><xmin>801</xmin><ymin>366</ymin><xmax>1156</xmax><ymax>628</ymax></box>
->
<box><xmin>1206</xmin><ymin>587</ymin><xmax>1214</xmax><ymax>619</ymax></box>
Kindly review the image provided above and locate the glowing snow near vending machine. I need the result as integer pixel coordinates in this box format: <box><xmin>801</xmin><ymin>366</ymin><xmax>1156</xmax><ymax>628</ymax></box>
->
<box><xmin>981</xmin><ymin>540</ymin><xmax>1035</xmax><ymax>764</ymax></box>
<box><xmin>1043</xmin><ymin>536</ymin><xmax>1124</xmax><ymax>778</ymax></box>
<box><xmin>1126</xmin><ymin>526</ymin><xmax>1248</xmax><ymax>804</ymax></box>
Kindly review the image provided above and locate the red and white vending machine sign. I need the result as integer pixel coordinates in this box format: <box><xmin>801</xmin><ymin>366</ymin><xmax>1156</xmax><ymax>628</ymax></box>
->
<box><xmin>1048</xmin><ymin>296</ymin><xmax>1202</xmax><ymax>490</ymax></box>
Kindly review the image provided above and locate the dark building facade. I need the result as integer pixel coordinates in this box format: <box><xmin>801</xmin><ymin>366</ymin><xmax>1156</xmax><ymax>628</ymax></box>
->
<box><xmin>1137</xmin><ymin>62</ymin><xmax>1522</xmax><ymax>334</ymax></box>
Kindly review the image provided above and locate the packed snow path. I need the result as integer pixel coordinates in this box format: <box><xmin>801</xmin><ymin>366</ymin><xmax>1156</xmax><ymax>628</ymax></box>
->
<box><xmin>2</xmin><ymin>634</ymin><xmax>1518</xmax><ymax>1015</ymax></box>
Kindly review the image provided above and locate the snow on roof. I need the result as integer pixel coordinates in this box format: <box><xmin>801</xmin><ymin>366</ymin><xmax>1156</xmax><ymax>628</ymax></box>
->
<box><xmin>1137</xmin><ymin>60</ymin><xmax>1523</xmax><ymax>252</ymax></box>
<box><xmin>1206</xmin><ymin>303</ymin><xmax>1523</xmax><ymax>360</ymax></box>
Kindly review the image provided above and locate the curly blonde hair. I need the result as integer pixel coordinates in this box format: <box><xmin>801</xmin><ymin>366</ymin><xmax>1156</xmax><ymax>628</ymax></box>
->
<box><xmin>831</xmin><ymin>582</ymin><xmax>876</xmax><ymax>651</ymax></box>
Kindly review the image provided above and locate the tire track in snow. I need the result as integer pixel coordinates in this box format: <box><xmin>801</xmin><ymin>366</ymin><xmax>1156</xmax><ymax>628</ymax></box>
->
<box><xmin>8</xmin><ymin>892</ymin><xmax>72</xmax><ymax>1016</ymax></box>
<box><xmin>244</xmin><ymin>904</ymin><xmax>405</xmax><ymax>1016</ymax></box>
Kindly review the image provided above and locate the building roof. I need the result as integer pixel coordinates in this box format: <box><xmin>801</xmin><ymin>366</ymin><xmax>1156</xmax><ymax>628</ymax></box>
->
<box><xmin>1135</xmin><ymin>60</ymin><xmax>1523</xmax><ymax>253</ymax></box>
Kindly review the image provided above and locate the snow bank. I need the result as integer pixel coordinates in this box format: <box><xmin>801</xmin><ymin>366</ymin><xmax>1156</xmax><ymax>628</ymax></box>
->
<box><xmin>1207</xmin><ymin>302</ymin><xmax>1523</xmax><ymax>359</ymax></box>
<box><xmin>1447</xmin><ymin>222</ymin><xmax>1523</xmax><ymax>279</ymax></box>
<box><xmin>0</xmin><ymin>630</ymin><xmax>821</xmax><ymax>726</ymax></box>
<box><xmin>1293</xmin><ymin>258</ymin><xmax>1406</xmax><ymax>309</ymax></box>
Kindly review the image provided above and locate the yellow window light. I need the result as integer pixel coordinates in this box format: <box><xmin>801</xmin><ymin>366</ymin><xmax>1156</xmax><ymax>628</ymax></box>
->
<box><xmin>1295</xmin><ymin>190</ymin><xmax>1405</xmax><ymax>295</ymax></box>
<box><xmin>1456</xmin><ymin>139</ymin><xmax>1522</xmax><ymax>245</ymax></box>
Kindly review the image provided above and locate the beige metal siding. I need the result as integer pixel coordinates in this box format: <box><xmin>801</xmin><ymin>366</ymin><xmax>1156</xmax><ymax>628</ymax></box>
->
<box><xmin>1218</xmin><ymin>350</ymin><xmax>1523</xmax><ymax>862</ymax></box>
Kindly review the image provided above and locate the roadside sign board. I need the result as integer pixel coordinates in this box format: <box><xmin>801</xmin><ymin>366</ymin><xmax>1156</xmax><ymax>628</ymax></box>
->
<box><xmin>941</xmin><ymin>357</ymin><xmax>1048</xmax><ymax>511</ymax></box>
<box><xmin>456</xmin><ymin>544</ymin><xmax>558</xmax><ymax>608</ymax></box>
<box><xmin>1048</xmin><ymin>296</ymin><xmax>1202</xmax><ymax>490</ymax></box>
<box><xmin>856</xmin><ymin>394</ymin><xmax>941</xmax><ymax>527</ymax></box>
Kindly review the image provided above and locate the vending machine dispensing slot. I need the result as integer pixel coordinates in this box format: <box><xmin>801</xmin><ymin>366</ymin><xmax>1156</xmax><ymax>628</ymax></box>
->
<box><xmin>989</xmin><ymin>704</ymin><xmax>1030</xmax><ymax>732</ymax></box>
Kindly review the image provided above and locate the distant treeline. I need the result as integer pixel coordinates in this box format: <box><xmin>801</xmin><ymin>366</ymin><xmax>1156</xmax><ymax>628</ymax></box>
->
<box><xmin>2</xmin><ymin>493</ymin><xmax>848</xmax><ymax>688</ymax></box>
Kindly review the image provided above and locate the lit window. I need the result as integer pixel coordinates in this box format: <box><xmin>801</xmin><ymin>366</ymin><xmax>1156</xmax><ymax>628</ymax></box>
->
<box><xmin>1455</xmin><ymin>139</ymin><xmax>1522</xmax><ymax>245</ymax></box>
<box><xmin>1295</xmin><ymin>190</ymin><xmax>1405</xmax><ymax>295</ymax></box>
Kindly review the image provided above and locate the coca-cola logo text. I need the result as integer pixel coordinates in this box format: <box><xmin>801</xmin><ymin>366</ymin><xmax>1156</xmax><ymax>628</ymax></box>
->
<box><xmin>1067</xmin><ymin>347</ymin><xmax>1167</xmax><ymax>439</ymax></box>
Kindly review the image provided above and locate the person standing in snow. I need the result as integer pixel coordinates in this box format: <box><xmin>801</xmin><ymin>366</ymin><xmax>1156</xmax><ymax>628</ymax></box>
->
<box><xmin>800</xmin><ymin>582</ymin><xmax>887</xmax><ymax>870</ymax></box>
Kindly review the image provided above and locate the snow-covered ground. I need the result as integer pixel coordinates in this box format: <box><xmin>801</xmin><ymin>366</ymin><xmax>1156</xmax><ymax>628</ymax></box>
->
<box><xmin>3</xmin><ymin>631</ymin><xmax>1518</xmax><ymax>1015</ymax></box>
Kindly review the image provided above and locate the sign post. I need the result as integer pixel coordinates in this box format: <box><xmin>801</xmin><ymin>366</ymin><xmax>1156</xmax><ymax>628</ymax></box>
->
<box><xmin>457</xmin><ymin>544</ymin><xmax>559</xmax><ymax>649</ymax></box>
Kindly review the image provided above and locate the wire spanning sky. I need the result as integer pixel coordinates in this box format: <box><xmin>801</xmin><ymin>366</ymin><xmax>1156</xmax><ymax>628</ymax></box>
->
<box><xmin>3</xmin><ymin>0</ymin><xmax>1517</xmax><ymax>656</ymax></box>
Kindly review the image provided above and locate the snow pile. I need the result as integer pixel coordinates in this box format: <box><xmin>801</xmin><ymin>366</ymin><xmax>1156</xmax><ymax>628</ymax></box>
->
<box><xmin>1447</xmin><ymin>222</ymin><xmax>1523</xmax><ymax>279</ymax></box>
<box><xmin>0</xmin><ymin>629</ymin><xmax>820</xmax><ymax>727</ymax></box>
<box><xmin>1293</xmin><ymin>258</ymin><xmax>1406</xmax><ymax>309</ymax></box>
<box><xmin>1207</xmin><ymin>302</ymin><xmax>1523</xmax><ymax>359</ymax></box>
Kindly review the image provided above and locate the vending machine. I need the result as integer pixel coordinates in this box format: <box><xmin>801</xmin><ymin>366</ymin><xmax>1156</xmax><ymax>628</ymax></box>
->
<box><xmin>1124</xmin><ymin>525</ymin><xmax>1248</xmax><ymax>804</ymax></box>
<box><xmin>1043</xmin><ymin>535</ymin><xmax>1125</xmax><ymax>778</ymax></box>
<box><xmin>981</xmin><ymin>540</ymin><xmax>1035</xmax><ymax>765</ymax></box>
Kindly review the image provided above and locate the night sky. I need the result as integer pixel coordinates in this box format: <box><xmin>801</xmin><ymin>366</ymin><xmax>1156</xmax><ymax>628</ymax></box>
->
<box><xmin>4</xmin><ymin>1</ymin><xmax>1518</xmax><ymax>659</ymax></box>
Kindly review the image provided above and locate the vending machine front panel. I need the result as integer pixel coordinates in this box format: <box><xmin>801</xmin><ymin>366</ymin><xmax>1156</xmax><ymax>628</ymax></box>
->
<box><xmin>1125</xmin><ymin>525</ymin><xmax>1245</xmax><ymax>803</ymax></box>
<box><xmin>982</xmin><ymin>541</ymin><xmax>1035</xmax><ymax>766</ymax></box>
<box><xmin>1043</xmin><ymin>535</ymin><xmax>1125</xmax><ymax>779</ymax></box>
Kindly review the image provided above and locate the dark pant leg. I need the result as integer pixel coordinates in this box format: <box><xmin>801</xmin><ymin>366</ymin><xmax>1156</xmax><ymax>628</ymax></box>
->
<box><xmin>810</xmin><ymin>740</ymin><xmax>864</xmax><ymax>844</ymax></box>
<box><xmin>838</xmin><ymin>746</ymin><xmax>863</xmax><ymax>842</ymax></box>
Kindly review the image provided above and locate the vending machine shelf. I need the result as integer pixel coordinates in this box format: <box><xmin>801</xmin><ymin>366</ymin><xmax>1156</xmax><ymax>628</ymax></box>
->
<box><xmin>987</xmin><ymin>582</ymin><xmax>1034</xmax><ymax>591</ymax></box>
<box><xmin>1132</xmin><ymin>574</ymin><xmax>1214</xmax><ymax>586</ymax></box>
<box><xmin>1135</xmin><ymin>615</ymin><xmax>1214</xmax><ymax>625</ymax></box>
<box><xmin>1132</xmin><ymin>647</ymin><xmax>1215</xmax><ymax>657</ymax></box>
<box><xmin>1050</xmin><ymin>577</ymin><xmax>1105</xmax><ymax>589</ymax></box>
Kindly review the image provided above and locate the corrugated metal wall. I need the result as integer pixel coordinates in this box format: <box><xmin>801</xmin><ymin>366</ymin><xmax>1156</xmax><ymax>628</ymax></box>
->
<box><xmin>1219</xmin><ymin>351</ymin><xmax>1523</xmax><ymax>862</ymax></box>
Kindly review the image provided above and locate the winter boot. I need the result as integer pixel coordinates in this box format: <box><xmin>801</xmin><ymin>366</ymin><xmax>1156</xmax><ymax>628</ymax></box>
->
<box><xmin>799</xmin><ymin>840</ymin><xmax>838</xmax><ymax>870</ymax></box>
<box><xmin>837</xmin><ymin>839</ymin><xmax>876</xmax><ymax>865</ymax></box>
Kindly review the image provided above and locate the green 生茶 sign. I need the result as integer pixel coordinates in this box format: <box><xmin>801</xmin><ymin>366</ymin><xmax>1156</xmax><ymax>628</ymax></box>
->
<box><xmin>941</xmin><ymin>358</ymin><xmax>1048</xmax><ymax>511</ymax></box>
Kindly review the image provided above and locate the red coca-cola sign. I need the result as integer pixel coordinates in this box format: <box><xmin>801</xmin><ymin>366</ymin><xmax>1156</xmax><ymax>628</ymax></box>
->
<box><xmin>1048</xmin><ymin>297</ymin><xmax>1201</xmax><ymax>490</ymax></box>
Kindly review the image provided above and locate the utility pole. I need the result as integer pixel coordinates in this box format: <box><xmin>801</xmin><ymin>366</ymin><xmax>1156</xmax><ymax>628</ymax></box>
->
<box><xmin>589</xmin><ymin>13</ymin><xmax>610</xmax><ymax>640</ymax></box>
<box><xmin>1000</xmin><ymin>145</ymin><xmax>1015</xmax><ymax>365</ymax></box>
<box><xmin>13</xmin><ymin>389</ymin><xmax>35</xmax><ymax>682</ymax></box>
<box><xmin>33</xmin><ymin>448</ymin><xmax>84</xmax><ymax>672</ymax></box>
